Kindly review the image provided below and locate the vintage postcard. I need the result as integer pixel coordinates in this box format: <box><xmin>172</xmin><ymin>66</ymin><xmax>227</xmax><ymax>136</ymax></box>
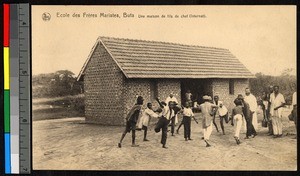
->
<box><xmin>32</xmin><ymin>5</ymin><xmax>297</xmax><ymax>170</ymax></box>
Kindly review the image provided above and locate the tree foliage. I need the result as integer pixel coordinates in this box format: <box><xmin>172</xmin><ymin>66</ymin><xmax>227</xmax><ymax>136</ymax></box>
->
<box><xmin>33</xmin><ymin>70</ymin><xmax>84</xmax><ymax>98</ymax></box>
<box><xmin>249</xmin><ymin>71</ymin><xmax>296</xmax><ymax>105</ymax></box>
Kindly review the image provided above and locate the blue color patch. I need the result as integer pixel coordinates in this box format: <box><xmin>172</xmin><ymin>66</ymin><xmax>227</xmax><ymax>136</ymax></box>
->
<box><xmin>5</xmin><ymin>133</ymin><xmax>11</xmax><ymax>174</ymax></box>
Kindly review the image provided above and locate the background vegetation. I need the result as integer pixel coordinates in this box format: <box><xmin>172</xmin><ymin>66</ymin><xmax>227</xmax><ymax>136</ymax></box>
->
<box><xmin>249</xmin><ymin>68</ymin><xmax>296</xmax><ymax>104</ymax></box>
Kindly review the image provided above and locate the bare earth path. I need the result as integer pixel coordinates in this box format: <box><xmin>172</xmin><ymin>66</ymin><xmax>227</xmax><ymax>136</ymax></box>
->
<box><xmin>33</xmin><ymin>111</ymin><xmax>297</xmax><ymax>170</ymax></box>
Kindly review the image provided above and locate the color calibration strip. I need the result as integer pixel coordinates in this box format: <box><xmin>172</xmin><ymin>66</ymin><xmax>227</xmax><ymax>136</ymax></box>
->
<box><xmin>4</xmin><ymin>3</ymin><xmax>11</xmax><ymax>174</ymax></box>
<box><xmin>10</xmin><ymin>4</ymin><xmax>20</xmax><ymax>174</ymax></box>
<box><xmin>3</xmin><ymin>3</ymin><xmax>31</xmax><ymax>174</ymax></box>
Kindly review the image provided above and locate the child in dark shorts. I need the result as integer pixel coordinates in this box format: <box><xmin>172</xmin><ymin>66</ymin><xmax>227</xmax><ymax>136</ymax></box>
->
<box><xmin>118</xmin><ymin>96</ymin><xmax>144</xmax><ymax>148</ymax></box>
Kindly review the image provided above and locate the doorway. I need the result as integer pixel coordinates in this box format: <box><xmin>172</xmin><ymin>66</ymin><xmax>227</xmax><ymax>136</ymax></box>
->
<box><xmin>180</xmin><ymin>79</ymin><xmax>212</xmax><ymax>105</ymax></box>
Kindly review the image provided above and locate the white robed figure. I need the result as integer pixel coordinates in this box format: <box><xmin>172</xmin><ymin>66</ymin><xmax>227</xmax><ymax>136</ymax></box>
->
<box><xmin>244</xmin><ymin>88</ymin><xmax>258</xmax><ymax>130</ymax></box>
<box><xmin>165</xmin><ymin>93</ymin><xmax>179</xmax><ymax>124</ymax></box>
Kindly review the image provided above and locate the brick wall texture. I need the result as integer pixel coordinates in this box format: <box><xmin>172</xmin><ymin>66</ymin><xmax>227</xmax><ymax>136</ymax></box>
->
<box><xmin>212</xmin><ymin>78</ymin><xmax>249</xmax><ymax>111</ymax></box>
<box><xmin>157</xmin><ymin>79</ymin><xmax>181</xmax><ymax>105</ymax></box>
<box><xmin>84</xmin><ymin>42</ymin><xmax>125</xmax><ymax>125</ymax></box>
<box><xmin>84</xmin><ymin>43</ymin><xmax>249</xmax><ymax>125</ymax></box>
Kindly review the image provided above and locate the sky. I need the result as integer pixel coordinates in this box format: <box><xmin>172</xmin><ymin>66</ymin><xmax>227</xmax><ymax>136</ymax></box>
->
<box><xmin>32</xmin><ymin>5</ymin><xmax>296</xmax><ymax>76</ymax></box>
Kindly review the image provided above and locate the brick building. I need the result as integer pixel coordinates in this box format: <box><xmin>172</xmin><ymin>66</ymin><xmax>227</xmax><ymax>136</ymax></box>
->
<box><xmin>77</xmin><ymin>37</ymin><xmax>254</xmax><ymax>125</ymax></box>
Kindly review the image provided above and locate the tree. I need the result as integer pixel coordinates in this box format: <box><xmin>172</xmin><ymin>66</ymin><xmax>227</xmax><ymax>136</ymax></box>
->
<box><xmin>32</xmin><ymin>70</ymin><xmax>84</xmax><ymax>98</ymax></box>
<box><xmin>249</xmin><ymin>69</ymin><xmax>296</xmax><ymax>105</ymax></box>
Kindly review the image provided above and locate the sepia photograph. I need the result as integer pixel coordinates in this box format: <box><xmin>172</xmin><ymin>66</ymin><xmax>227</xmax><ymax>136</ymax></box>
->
<box><xmin>32</xmin><ymin>5</ymin><xmax>297</xmax><ymax>170</ymax></box>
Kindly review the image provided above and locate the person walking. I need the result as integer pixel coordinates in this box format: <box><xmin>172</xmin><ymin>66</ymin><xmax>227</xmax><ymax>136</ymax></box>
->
<box><xmin>118</xmin><ymin>96</ymin><xmax>144</xmax><ymax>148</ymax></box>
<box><xmin>244</xmin><ymin>88</ymin><xmax>258</xmax><ymax>130</ymax></box>
<box><xmin>199</xmin><ymin>95</ymin><xmax>218</xmax><ymax>147</ymax></box>
<box><xmin>270</xmin><ymin>86</ymin><xmax>286</xmax><ymax>138</ymax></box>
<box><xmin>238</xmin><ymin>94</ymin><xmax>257</xmax><ymax>139</ymax></box>
<box><xmin>231</xmin><ymin>98</ymin><xmax>245</xmax><ymax>145</ymax></box>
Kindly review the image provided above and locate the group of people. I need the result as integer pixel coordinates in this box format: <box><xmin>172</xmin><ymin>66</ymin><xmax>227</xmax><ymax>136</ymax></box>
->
<box><xmin>261</xmin><ymin>85</ymin><xmax>297</xmax><ymax>138</ymax></box>
<box><xmin>118</xmin><ymin>86</ymin><xmax>296</xmax><ymax>149</ymax></box>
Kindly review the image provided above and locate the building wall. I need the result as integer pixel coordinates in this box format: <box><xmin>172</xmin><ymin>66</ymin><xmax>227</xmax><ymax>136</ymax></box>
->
<box><xmin>123</xmin><ymin>79</ymin><xmax>151</xmax><ymax>124</ymax></box>
<box><xmin>84</xmin><ymin>42</ymin><xmax>125</xmax><ymax>125</ymax></box>
<box><xmin>157</xmin><ymin>79</ymin><xmax>181</xmax><ymax>105</ymax></box>
<box><xmin>211</xmin><ymin>79</ymin><xmax>249</xmax><ymax>111</ymax></box>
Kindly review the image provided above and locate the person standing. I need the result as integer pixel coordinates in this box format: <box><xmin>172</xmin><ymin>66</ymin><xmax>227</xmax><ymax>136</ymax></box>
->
<box><xmin>181</xmin><ymin>102</ymin><xmax>195</xmax><ymax>141</ymax></box>
<box><xmin>185</xmin><ymin>89</ymin><xmax>193</xmax><ymax>107</ymax></box>
<box><xmin>199</xmin><ymin>95</ymin><xmax>218</xmax><ymax>147</ymax></box>
<box><xmin>212</xmin><ymin>95</ymin><xmax>220</xmax><ymax>133</ymax></box>
<box><xmin>267</xmin><ymin>86</ymin><xmax>274</xmax><ymax>135</ymax></box>
<box><xmin>244</xmin><ymin>88</ymin><xmax>258</xmax><ymax>130</ymax></box>
<box><xmin>270</xmin><ymin>86</ymin><xmax>286</xmax><ymax>138</ymax></box>
<box><xmin>231</xmin><ymin>98</ymin><xmax>245</xmax><ymax>145</ymax></box>
<box><xmin>238</xmin><ymin>94</ymin><xmax>257</xmax><ymax>139</ymax></box>
<box><xmin>165</xmin><ymin>93</ymin><xmax>179</xmax><ymax>106</ymax></box>
<box><xmin>138</xmin><ymin>102</ymin><xmax>159</xmax><ymax>141</ymax></box>
<box><xmin>118</xmin><ymin>96</ymin><xmax>144</xmax><ymax>148</ymax></box>
<box><xmin>154</xmin><ymin>99</ymin><xmax>176</xmax><ymax>149</ymax></box>
<box><xmin>261</xmin><ymin>91</ymin><xmax>269</xmax><ymax>128</ymax></box>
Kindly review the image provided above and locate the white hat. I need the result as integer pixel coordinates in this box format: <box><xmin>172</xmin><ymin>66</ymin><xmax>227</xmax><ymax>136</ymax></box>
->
<box><xmin>203</xmin><ymin>95</ymin><xmax>209</xmax><ymax>100</ymax></box>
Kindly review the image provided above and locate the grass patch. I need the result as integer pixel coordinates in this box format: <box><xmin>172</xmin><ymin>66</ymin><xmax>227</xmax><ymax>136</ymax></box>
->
<box><xmin>33</xmin><ymin>94</ymin><xmax>85</xmax><ymax>121</ymax></box>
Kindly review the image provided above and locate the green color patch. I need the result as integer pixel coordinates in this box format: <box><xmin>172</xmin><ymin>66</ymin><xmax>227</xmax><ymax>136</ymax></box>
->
<box><xmin>4</xmin><ymin>90</ymin><xmax>10</xmax><ymax>132</ymax></box>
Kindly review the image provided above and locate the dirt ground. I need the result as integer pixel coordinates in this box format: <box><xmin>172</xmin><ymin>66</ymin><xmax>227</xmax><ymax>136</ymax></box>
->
<box><xmin>33</xmin><ymin>108</ymin><xmax>297</xmax><ymax>171</ymax></box>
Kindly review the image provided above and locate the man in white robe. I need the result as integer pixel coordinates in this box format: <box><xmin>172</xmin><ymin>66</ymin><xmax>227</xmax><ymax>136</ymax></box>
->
<box><xmin>244</xmin><ymin>88</ymin><xmax>258</xmax><ymax>130</ymax></box>
<box><xmin>270</xmin><ymin>86</ymin><xmax>285</xmax><ymax>137</ymax></box>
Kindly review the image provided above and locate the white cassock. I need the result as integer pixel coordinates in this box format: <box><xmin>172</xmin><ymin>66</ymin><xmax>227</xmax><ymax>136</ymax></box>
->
<box><xmin>165</xmin><ymin>96</ymin><xmax>179</xmax><ymax>124</ymax></box>
<box><xmin>244</xmin><ymin>93</ymin><xmax>258</xmax><ymax>130</ymax></box>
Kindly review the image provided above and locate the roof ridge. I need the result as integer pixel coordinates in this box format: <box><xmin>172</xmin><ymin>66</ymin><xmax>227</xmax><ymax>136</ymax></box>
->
<box><xmin>76</xmin><ymin>36</ymin><xmax>254</xmax><ymax>80</ymax></box>
<box><xmin>98</xmin><ymin>36</ymin><xmax>229</xmax><ymax>51</ymax></box>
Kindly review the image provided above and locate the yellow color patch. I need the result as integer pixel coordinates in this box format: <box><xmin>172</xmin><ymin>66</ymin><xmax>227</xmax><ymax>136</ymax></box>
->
<box><xmin>4</xmin><ymin>47</ymin><xmax>10</xmax><ymax>90</ymax></box>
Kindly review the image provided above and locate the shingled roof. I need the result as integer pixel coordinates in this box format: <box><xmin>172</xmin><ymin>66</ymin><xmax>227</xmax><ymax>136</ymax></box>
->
<box><xmin>77</xmin><ymin>36</ymin><xmax>254</xmax><ymax>80</ymax></box>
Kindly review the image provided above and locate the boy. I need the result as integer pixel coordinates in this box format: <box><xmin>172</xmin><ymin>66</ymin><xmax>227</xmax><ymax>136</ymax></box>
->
<box><xmin>139</xmin><ymin>102</ymin><xmax>159</xmax><ymax>141</ymax></box>
<box><xmin>154</xmin><ymin>99</ymin><xmax>176</xmax><ymax>149</ymax></box>
<box><xmin>218</xmin><ymin>101</ymin><xmax>229</xmax><ymax>135</ymax></box>
<box><xmin>118</xmin><ymin>96</ymin><xmax>144</xmax><ymax>148</ymax></box>
<box><xmin>231</xmin><ymin>98</ymin><xmax>244</xmax><ymax>145</ymax></box>
<box><xmin>181</xmin><ymin>102</ymin><xmax>195</xmax><ymax>141</ymax></box>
